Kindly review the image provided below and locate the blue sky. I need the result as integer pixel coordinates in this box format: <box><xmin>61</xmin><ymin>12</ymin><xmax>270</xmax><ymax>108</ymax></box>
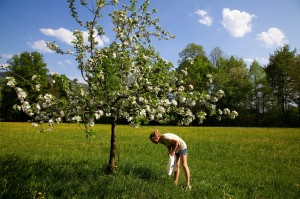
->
<box><xmin>1</xmin><ymin>0</ymin><xmax>300</xmax><ymax>82</ymax></box>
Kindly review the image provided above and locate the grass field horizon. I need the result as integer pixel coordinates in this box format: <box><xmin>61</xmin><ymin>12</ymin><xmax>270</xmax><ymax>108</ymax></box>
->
<box><xmin>0</xmin><ymin>122</ymin><xmax>299</xmax><ymax>198</ymax></box>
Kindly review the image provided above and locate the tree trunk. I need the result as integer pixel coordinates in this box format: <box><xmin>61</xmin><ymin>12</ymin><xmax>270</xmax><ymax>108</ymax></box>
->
<box><xmin>107</xmin><ymin>116</ymin><xmax>117</xmax><ymax>174</ymax></box>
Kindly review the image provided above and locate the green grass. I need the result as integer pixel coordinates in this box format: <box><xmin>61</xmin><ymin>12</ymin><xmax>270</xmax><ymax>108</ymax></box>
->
<box><xmin>0</xmin><ymin>122</ymin><xmax>299</xmax><ymax>198</ymax></box>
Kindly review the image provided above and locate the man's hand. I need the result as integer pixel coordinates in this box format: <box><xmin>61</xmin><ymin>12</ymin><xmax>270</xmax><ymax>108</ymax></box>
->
<box><xmin>168</xmin><ymin>150</ymin><xmax>175</xmax><ymax>156</ymax></box>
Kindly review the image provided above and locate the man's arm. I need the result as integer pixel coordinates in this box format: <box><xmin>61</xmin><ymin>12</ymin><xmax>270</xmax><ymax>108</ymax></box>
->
<box><xmin>169</xmin><ymin>139</ymin><xmax>179</xmax><ymax>156</ymax></box>
<box><xmin>167</xmin><ymin>145</ymin><xmax>172</xmax><ymax>151</ymax></box>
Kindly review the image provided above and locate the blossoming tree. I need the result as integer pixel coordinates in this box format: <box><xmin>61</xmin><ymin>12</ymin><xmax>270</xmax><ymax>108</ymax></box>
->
<box><xmin>2</xmin><ymin>0</ymin><xmax>237</xmax><ymax>173</ymax></box>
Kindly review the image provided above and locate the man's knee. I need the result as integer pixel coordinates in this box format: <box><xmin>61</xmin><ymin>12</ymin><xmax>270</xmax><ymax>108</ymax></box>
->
<box><xmin>174</xmin><ymin>164</ymin><xmax>180</xmax><ymax>171</ymax></box>
<box><xmin>182</xmin><ymin>163</ymin><xmax>189</xmax><ymax>170</ymax></box>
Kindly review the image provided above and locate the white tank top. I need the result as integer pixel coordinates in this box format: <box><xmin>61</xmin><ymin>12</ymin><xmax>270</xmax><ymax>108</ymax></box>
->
<box><xmin>162</xmin><ymin>133</ymin><xmax>187</xmax><ymax>152</ymax></box>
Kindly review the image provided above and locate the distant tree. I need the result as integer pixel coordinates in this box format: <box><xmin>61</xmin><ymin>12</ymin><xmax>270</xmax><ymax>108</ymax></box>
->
<box><xmin>0</xmin><ymin>52</ymin><xmax>48</xmax><ymax>121</ymax></box>
<box><xmin>265</xmin><ymin>45</ymin><xmax>296</xmax><ymax>112</ymax></box>
<box><xmin>291</xmin><ymin>55</ymin><xmax>300</xmax><ymax>94</ymax></box>
<box><xmin>214</xmin><ymin>56</ymin><xmax>252</xmax><ymax>108</ymax></box>
<box><xmin>265</xmin><ymin>44</ymin><xmax>299</xmax><ymax>126</ymax></box>
<box><xmin>249</xmin><ymin>60</ymin><xmax>274</xmax><ymax>125</ymax></box>
<box><xmin>286</xmin><ymin>53</ymin><xmax>300</xmax><ymax>121</ymax></box>
<box><xmin>291</xmin><ymin>54</ymin><xmax>300</xmax><ymax>96</ymax></box>
<box><xmin>178</xmin><ymin>43</ymin><xmax>206</xmax><ymax>65</ymax></box>
<box><xmin>213</xmin><ymin>56</ymin><xmax>251</xmax><ymax>125</ymax></box>
<box><xmin>210</xmin><ymin>47</ymin><xmax>225</xmax><ymax>67</ymax></box>
<box><xmin>177</xmin><ymin>44</ymin><xmax>214</xmax><ymax>91</ymax></box>
<box><xmin>292</xmin><ymin>55</ymin><xmax>300</xmax><ymax>123</ymax></box>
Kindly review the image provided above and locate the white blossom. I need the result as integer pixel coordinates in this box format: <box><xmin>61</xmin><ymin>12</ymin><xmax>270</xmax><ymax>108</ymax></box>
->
<box><xmin>145</xmin><ymin>105</ymin><xmax>151</xmax><ymax>112</ymax></box>
<box><xmin>171</xmin><ymin>99</ymin><xmax>177</xmax><ymax>106</ymax></box>
<box><xmin>21</xmin><ymin>101</ymin><xmax>31</xmax><ymax>112</ymax></box>
<box><xmin>229</xmin><ymin>111</ymin><xmax>238</xmax><ymax>119</ymax></box>
<box><xmin>66</xmin><ymin>49</ymin><xmax>73</xmax><ymax>54</ymax></box>
<box><xmin>157</xmin><ymin>113</ymin><xmax>163</xmax><ymax>119</ymax></box>
<box><xmin>180</xmin><ymin>96</ymin><xmax>186</xmax><ymax>103</ymax></box>
<box><xmin>51</xmin><ymin>72</ymin><xmax>59</xmax><ymax>76</ymax></box>
<box><xmin>223</xmin><ymin>108</ymin><xmax>230</xmax><ymax>115</ymax></box>
<box><xmin>35</xmin><ymin>84</ymin><xmax>41</xmax><ymax>92</ymax></box>
<box><xmin>157</xmin><ymin>106</ymin><xmax>165</xmax><ymax>113</ymax></box>
<box><xmin>32</xmin><ymin>123</ymin><xmax>38</xmax><ymax>127</ymax></box>
<box><xmin>187</xmin><ymin>57</ymin><xmax>194</xmax><ymax>65</ymax></box>
<box><xmin>162</xmin><ymin>99</ymin><xmax>170</xmax><ymax>106</ymax></box>
<box><xmin>207</xmin><ymin>74</ymin><xmax>213</xmax><ymax>83</ymax></box>
<box><xmin>72</xmin><ymin>115</ymin><xmax>82</xmax><ymax>122</ymax></box>
<box><xmin>139</xmin><ymin>109</ymin><xmax>146</xmax><ymax>117</ymax></box>
<box><xmin>56</xmin><ymin>118</ymin><xmax>62</xmax><ymax>123</ymax></box>
<box><xmin>32</xmin><ymin>75</ymin><xmax>37</xmax><ymax>80</ymax></box>
<box><xmin>138</xmin><ymin>97</ymin><xmax>145</xmax><ymax>103</ymax></box>
<box><xmin>205</xmin><ymin>94</ymin><xmax>211</xmax><ymax>100</ymax></box>
<box><xmin>154</xmin><ymin>86</ymin><xmax>160</xmax><ymax>93</ymax></box>
<box><xmin>13</xmin><ymin>104</ymin><xmax>21</xmax><ymax>111</ymax></box>
<box><xmin>178</xmin><ymin>86</ymin><xmax>185</xmax><ymax>92</ymax></box>
<box><xmin>181</xmin><ymin>69</ymin><xmax>188</xmax><ymax>76</ymax></box>
<box><xmin>218</xmin><ymin>109</ymin><xmax>223</xmax><ymax>115</ymax></box>
<box><xmin>48</xmin><ymin>119</ymin><xmax>54</xmax><ymax>125</ymax></box>
<box><xmin>80</xmin><ymin>89</ymin><xmax>85</xmax><ymax>96</ymax></box>
<box><xmin>95</xmin><ymin>110</ymin><xmax>104</xmax><ymax>119</ymax></box>
<box><xmin>211</xmin><ymin>97</ymin><xmax>218</xmax><ymax>103</ymax></box>
<box><xmin>149</xmin><ymin>114</ymin><xmax>155</xmax><ymax>120</ymax></box>
<box><xmin>15</xmin><ymin>88</ymin><xmax>27</xmax><ymax>100</ymax></box>
<box><xmin>216</xmin><ymin>90</ymin><xmax>225</xmax><ymax>98</ymax></box>
<box><xmin>188</xmin><ymin>99</ymin><xmax>196</xmax><ymax>107</ymax></box>
<box><xmin>36</xmin><ymin>103</ymin><xmax>41</xmax><ymax>110</ymax></box>
<box><xmin>6</xmin><ymin>77</ymin><xmax>16</xmax><ymax>88</ymax></box>
<box><xmin>88</xmin><ymin>119</ymin><xmax>95</xmax><ymax>127</ymax></box>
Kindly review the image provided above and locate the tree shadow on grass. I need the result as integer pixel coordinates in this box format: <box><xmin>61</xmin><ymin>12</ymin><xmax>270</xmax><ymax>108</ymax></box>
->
<box><xmin>119</xmin><ymin>164</ymin><xmax>161</xmax><ymax>182</ymax></box>
<box><xmin>0</xmin><ymin>154</ymin><xmax>117</xmax><ymax>198</ymax></box>
<box><xmin>0</xmin><ymin>155</ymin><xmax>166</xmax><ymax>198</ymax></box>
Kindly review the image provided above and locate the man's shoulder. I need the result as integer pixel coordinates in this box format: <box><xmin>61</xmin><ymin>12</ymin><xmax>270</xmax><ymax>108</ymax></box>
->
<box><xmin>162</xmin><ymin>133</ymin><xmax>177</xmax><ymax>139</ymax></box>
<box><xmin>162</xmin><ymin>133</ymin><xmax>174</xmax><ymax>137</ymax></box>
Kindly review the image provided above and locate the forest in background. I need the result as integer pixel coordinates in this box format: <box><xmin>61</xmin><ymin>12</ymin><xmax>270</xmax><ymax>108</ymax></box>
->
<box><xmin>1</xmin><ymin>43</ymin><xmax>299</xmax><ymax>127</ymax></box>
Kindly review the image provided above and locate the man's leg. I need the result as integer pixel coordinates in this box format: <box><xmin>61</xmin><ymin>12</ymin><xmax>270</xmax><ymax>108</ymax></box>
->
<box><xmin>181</xmin><ymin>154</ymin><xmax>191</xmax><ymax>187</ymax></box>
<box><xmin>174</xmin><ymin>156</ymin><xmax>181</xmax><ymax>185</ymax></box>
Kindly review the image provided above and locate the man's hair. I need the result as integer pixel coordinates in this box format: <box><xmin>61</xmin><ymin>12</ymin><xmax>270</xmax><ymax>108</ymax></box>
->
<box><xmin>149</xmin><ymin>130</ymin><xmax>159</xmax><ymax>139</ymax></box>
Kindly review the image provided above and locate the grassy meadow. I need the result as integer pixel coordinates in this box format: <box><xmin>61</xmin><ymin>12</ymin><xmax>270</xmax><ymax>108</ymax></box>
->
<box><xmin>0</xmin><ymin>122</ymin><xmax>299</xmax><ymax>198</ymax></box>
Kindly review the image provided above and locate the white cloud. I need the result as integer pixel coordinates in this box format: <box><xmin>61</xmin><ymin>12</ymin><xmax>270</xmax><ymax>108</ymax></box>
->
<box><xmin>28</xmin><ymin>40</ymin><xmax>54</xmax><ymax>53</ymax></box>
<box><xmin>64</xmin><ymin>59</ymin><xmax>72</xmax><ymax>64</ymax></box>
<box><xmin>40</xmin><ymin>27</ymin><xmax>109</xmax><ymax>47</ymax></box>
<box><xmin>2</xmin><ymin>54</ymin><xmax>13</xmax><ymax>59</ymax></box>
<box><xmin>195</xmin><ymin>9</ymin><xmax>213</xmax><ymax>26</ymax></box>
<box><xmin>58</xmin><ymin>59</ymin><xmax>72</xmax><ymax>65</ymax></box>
<box><xmin>221</xmin><ymin>8</ymin><xmax>256</xmax><ymax>38</ymax></box>
<box><xmin>1</xmin><ymin>54</ymin><xmax>13</xmax><ymax>66</ymax></box>
<box><xmin>256</xmin><ymin>27</ymin><xmax>288</xmax><ymax>48</ymax></box>
<box><xmin>82</xmin><ymin>31</ymin><xmax>109</xmax><ymax>47</ymax></box>
<box><xmin>244</xmin><ymin>57</ymin><xmax>269</xmax><ymax>66</ymax></box>
<box><xmin>40</xmin><ymin>28</ymin><xmax>74</xmax><ymax>45</ymax></box>
<box><xmin>1</xmin><ymin>63</ymin><xmax>8</xmax><ymax>68</ymax></box>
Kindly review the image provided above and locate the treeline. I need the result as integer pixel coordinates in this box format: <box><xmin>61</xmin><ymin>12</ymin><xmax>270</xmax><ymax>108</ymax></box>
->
<box><xmin>177</xmin><ymin>43</ymin><xmax>299</xmax><ymax>127</ymax></box>
<box><xmin>1</xmin><ymin>43</ymin><xmax>299</xmax><ymax>127</ymax></box>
